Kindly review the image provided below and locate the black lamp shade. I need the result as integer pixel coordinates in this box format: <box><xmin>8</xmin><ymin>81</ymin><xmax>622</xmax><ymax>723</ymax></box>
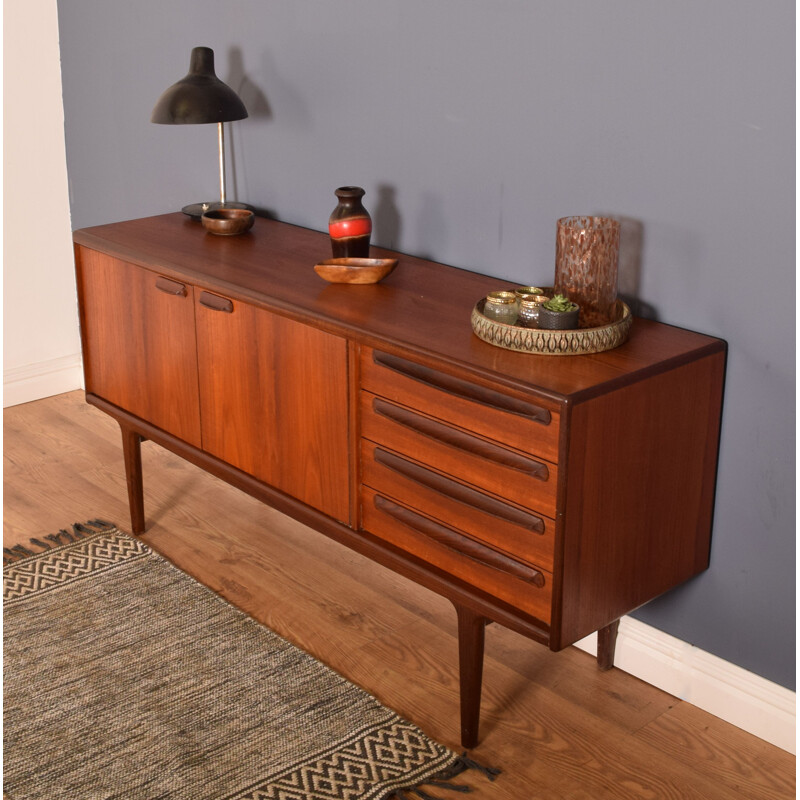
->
<box><xmin>151</xmin><ymin>47</ymin><xmax>248</xmax><ymax>125</ymax></box>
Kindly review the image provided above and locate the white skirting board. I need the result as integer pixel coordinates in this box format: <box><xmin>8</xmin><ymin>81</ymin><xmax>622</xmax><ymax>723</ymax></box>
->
<box><xmin>575</xmin><ymin>616</ymin><xmax>796</xmax><ymax>754</ymax></box>
<box><xmin>3</xmin><ymin>354</ymin><xmax>83</xmax><ymax>408</ymax></box>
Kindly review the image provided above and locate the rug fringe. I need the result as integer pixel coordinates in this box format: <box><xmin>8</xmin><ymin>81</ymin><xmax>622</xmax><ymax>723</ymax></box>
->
<box><xmin>381</xmin><ymin>752</ymin><xmax>501</xmax><ymax>800</ymax></box>
<box><xmin>455</xmin><ymin>752</ymin><xmax>502</xmax><ymax>781</ymax></box>
<box><xmin>3</xmin><ymin>520</ymin><xmax>117</xmax><ymax>565</ymax></box>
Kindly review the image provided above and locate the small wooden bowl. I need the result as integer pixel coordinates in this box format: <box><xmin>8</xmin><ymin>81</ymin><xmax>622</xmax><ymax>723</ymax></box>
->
<box><xmin>201</xmin><ymin>208</ymin><xmax>255</xmax><ymax>236</ymax></box>
<box><xmin>313</xmin><ymin>257</ymin><xmax>398</xmax><ymax>284</ymax></box>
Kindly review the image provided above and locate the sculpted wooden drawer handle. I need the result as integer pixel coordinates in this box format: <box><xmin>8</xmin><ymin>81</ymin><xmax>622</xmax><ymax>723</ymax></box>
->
<box><xmin>373</xmin><ymin>494</ymin><xmax>546</xmax><ymax>588</ymax></box>
<box><xmin>373</xmin><ymin>351</ymin><xmax>551</xmax><ymax>426</ymax></box>
<box><xmin>373</xmin><ymin>447</ymin><xmax>545</xmax><ymax>534</ymax></box>
<box><xmin>198</xmin><ymin>291</ymin><xmax>234</xmax><ymax>313</ymax></box>
<box><xmin>372</xmin><ymin>398</ymin><xmax>550</xmax><ymax>481</ymax></box>
<box><xmin>154</xmin><ymin>276</ymin><xmax>187</xmax><ymax>297</ymax></box>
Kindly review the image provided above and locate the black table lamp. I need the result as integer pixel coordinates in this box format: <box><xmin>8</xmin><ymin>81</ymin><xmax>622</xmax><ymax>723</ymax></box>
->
<box><xmin>151</xmin><ymin>46</ymin><xmax>248</xmax><ymax>216</ymax></box>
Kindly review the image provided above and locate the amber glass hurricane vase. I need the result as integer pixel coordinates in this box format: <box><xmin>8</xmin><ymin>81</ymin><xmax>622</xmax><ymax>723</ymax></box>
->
<box><xmin>328</xmin><ymin>186</ymin><xmax>372</xmax><ymax>258</ymax></box>
<box><xmin>554</xmin><ymin>216</ymin><xmax>620</xmax><ymax>328</ymax></box>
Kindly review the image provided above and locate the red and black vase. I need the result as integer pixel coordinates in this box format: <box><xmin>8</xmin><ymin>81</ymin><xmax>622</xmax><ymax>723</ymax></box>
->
<box><xmin>328</xmin><ymin>186</ymin><xmax>372</xmax><ymax>258</ymax></box>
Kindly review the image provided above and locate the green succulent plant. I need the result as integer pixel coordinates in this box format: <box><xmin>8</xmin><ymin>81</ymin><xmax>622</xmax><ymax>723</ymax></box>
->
<box><xmin>542</xmin><ymin>294</ymin><xmax>577</xmax><ymax>312</ymax></box>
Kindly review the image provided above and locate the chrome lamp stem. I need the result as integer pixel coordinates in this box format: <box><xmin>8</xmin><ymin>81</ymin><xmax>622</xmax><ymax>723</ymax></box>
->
<box><xmin>217</xmin><ymin>121</ymin><xmax>227</xmax><ymax>206</ymax></box>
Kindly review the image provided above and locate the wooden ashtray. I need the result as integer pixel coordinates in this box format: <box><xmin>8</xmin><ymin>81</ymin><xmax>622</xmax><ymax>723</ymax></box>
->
<box><xmin>313</xmin><ymin>258</ymin><xmax>398</xmax><ymax>284</ymax></box>
<box><xmin>201</xmin><ymin>208</ymin><xmax>255</xmax><ymax>236</ymax></box>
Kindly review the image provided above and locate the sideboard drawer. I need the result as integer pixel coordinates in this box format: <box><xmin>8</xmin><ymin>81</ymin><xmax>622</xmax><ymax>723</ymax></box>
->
<box><xmin>361</xmin><ymin>487</ymin><xmax>553</xmax><ymax>623</ymax></box>
<box><xmin>361</xmin><ymin>392</ymin><xmax>558</xmax><ymax>518</ymax></box>
<box><xmin>361</xmin><ymin>440</ymin><xmax>555</xmax><ymax>572</ymax></box>
<box><xmin>361</xmin><ymin>347</ymin><xmax>560</xmax><ymax>463</ymax></box>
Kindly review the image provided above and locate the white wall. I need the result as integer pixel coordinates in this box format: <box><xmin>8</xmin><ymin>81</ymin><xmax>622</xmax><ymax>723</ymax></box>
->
<box><xmin>3</xmin><ymin>0</ymin><xmax>82</xmax><ymax>407</ymax></box>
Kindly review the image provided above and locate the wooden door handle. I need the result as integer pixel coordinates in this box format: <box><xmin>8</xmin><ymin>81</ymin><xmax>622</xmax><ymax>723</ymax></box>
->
<box><xmin>373</xmin><ymin>447</ymin><xmax>545</xmax><ymax>533</ymax></box>
<box><xmin>198</xmin><ymin>291</ymin><xmax>234</xmax><ymax>313</ymax></box>
<box><xmin>373</xmin><ymin>494</ymin><xmax>546</xmax><ymax>587</ymax></box>
<box><xmin>155</xmin><ymin>276</ymin><xmax>187</xmax><ymax>296</ymax></box>
<box><xmin>373</xmin><ymin>351</ymin><xmax>551</xmax><ymax>425</ymax></box>
<box><xmin>373</xmin><ymin>398</ymin><xmax>550</xmax><ymax>481</ymax></box>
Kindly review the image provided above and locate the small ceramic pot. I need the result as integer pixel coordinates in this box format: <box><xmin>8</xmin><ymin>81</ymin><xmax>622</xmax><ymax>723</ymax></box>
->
<box><xmin>538</xmin><ymin>303</ymin><xmax>579</xmax><ymax>330</ymax></box>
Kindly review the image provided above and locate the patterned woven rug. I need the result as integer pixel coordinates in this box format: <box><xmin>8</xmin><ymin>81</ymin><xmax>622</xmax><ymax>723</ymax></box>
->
<box><xmin>3</xmin><ymin>522</ymin><xmax>498</xmax><ymax>800</ymax></box>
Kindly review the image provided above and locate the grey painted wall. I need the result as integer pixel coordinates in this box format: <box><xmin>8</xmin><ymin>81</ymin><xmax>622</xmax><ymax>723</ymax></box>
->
<box><xmin>57</xmin><ymin>1</ymin><xmax>795</xmax><ymax>689</ymax></box>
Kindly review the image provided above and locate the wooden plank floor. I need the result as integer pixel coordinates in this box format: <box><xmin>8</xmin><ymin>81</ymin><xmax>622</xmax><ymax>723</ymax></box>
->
<box><xmin>4</xmin><ymin>391</ymin><xmax>795</xmax><ymax>799</ymax></box>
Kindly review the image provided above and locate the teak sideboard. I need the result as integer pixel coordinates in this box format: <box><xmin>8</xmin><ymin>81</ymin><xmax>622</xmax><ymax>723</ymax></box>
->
<box><xmin>73</xmin><ymin>213</ymin><xmax>726</xmax><ymax>747</ymax></box>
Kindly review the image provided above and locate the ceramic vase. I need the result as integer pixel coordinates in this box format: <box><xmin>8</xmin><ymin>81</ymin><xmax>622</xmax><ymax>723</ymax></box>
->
<box><xmin>329</xmin><ymin>187</ymin><xmax>372</xmax><ymax>258</ymax></box>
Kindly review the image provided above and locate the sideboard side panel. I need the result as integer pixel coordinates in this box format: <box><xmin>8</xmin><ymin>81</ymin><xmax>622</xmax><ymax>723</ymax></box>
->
<box><xmin>556</xmin><ymin>350</ymin><xmax>726</xmax><ymax>648</ymax></box>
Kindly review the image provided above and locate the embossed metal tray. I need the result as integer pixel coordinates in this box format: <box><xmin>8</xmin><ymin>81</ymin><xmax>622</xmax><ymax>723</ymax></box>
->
<box><xmin>471</xmin><ymin>297</ymin><xmax>632</xmax><ymax>356</ymax></box>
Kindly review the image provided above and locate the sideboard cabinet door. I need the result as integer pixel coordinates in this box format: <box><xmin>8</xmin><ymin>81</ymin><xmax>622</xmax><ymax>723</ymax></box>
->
<box><xmin>195</xmin><ymin>293</ymin><xmax>350</xmax><ymax>524</ymax></box>
<box><xmin>76</xmin><ymin>248</ymin><xmax>202</xmax><ymax>448</ymax></box>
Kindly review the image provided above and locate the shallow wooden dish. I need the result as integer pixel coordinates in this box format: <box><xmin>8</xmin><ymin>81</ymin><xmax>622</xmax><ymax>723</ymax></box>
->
<box><xmin>314</xmin><ymin>258</ymin><xmax>398</xmax><ymax>284</ymax></box>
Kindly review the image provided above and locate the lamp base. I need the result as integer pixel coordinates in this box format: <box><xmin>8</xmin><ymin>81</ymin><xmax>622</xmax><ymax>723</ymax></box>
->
<box><xmin>182</xmin><ymin>201</ymin><xmax>250</xmax><ymax>220</ymax></box>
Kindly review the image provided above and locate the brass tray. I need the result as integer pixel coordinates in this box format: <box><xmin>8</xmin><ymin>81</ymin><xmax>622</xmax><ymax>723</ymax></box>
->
<box><xmin>471</xmin><ymin>297</ymin><xmax>632</xmax><ymax>356</ymax></box>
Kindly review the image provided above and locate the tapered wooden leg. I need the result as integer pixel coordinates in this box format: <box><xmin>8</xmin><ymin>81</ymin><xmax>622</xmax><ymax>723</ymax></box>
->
<box><xmin>597</xmin><ymin>619</ymin><xmax>620</xmax><ymax>671</ymax></box>
<box><xmin>120</xmin><ymin>424</ymin><xmax>145</xmax><ymax>535</ymax></box>
<box><xmin>454</xmin><ymin>603</ymin><xmax>488</xmax><ymax>749</ymax></box>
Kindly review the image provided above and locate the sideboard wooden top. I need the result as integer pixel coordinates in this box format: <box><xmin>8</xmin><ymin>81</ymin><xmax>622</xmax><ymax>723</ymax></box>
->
<box><xmin>74</xmin><ymin>213</ymin><xmax>725</xmax><ymax>404</ymax></box>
